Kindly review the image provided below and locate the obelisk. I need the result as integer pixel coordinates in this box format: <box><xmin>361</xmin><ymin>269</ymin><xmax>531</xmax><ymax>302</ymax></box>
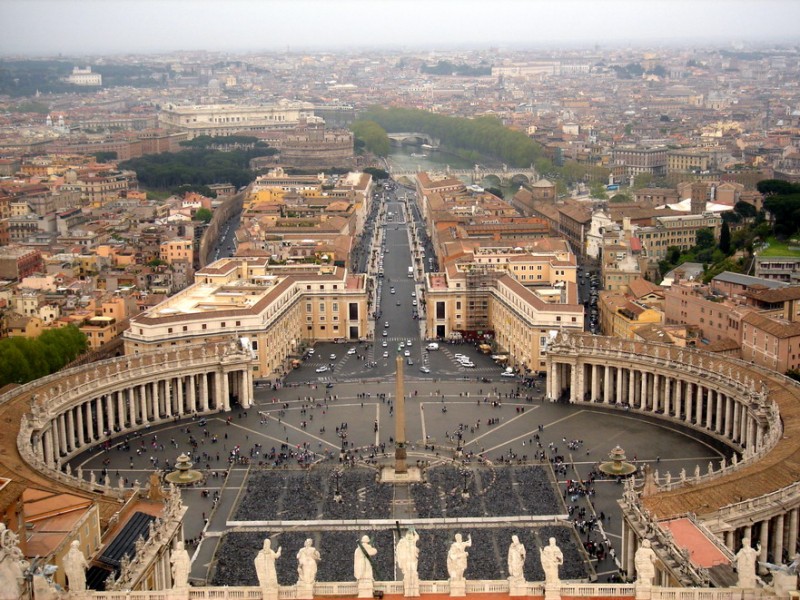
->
<box><xmin>395</xmin><ymin>353</ymin><xmax>407</xmax><ymax>473</ymax></box>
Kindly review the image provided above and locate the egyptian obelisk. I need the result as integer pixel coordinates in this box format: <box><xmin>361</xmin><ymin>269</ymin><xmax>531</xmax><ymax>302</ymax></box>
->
<box><xmin>395</xmin><ymin>353</ymin><xmax>407</xmax><ymax>473</ymax></box>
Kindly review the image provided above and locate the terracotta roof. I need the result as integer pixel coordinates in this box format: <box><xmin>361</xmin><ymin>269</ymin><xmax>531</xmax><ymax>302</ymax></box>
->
<box><xmin>628</xmin><ymin>278</ymin><xmax>662</xmax><ymax>300</ymax></box>
<box><xmin>741</xmin><ymin>312</ymin><xmax>800</xmax><ymax>338</ymax></box>
<box><xmin>744</xmin><ymin>286</ymin><xmax>800</xmax><ymax>303</ymax></box>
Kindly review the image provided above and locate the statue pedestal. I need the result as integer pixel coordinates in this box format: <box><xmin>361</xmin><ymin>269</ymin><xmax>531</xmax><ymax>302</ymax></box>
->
<box><xmin>261</xmin><ymin>586</ymin><xmax>278</xmax><ymax>600</ymax></box>
<box><xmin>509</xmin><ymin>579</ymin><xmax>527</xmax><ymax>596</ymax></box>
<box><xmin>449</xmin><ymin>579</ymin><xmax>466</xmax><ymax>597</ymax></box>
<box><xmin>357</xmin><ymin>578</ymin><xmax>374</xmax><ymax>599</ymax></box>
<box><xmin>404</xmin><ymin>579</ymin><xmax>420</xmax><ymax>597</ymax></box>
<box><xmin>380</xmin><ymin>465</ymin><xmax>422</xmax><ymax>483</ymax></box>
<box><xmin>544</xmin><ymin>582</ymin><xmax>561</xmax><ymax>600</ymax></box>
<box><xmin>296</xmin><ymin>582</ymin><xmax>314</xmax><ymax>599</ymax></box>
<box><xmin>635</xmin><ymin>583</ymin><xmax>652</xmax><ymax>600</ymax></box>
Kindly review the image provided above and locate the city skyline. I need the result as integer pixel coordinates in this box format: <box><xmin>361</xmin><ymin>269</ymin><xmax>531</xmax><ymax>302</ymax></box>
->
<box><xmin>2</xmin><ymin>0</ymin><xmax>800</xmax><ymax>56</ymax></box>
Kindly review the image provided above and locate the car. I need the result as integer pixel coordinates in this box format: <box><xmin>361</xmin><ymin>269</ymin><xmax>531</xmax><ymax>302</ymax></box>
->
<box><xmin>404</xmin><ymin>350</ymin><xmax>410</xmax><ymax>356</ymax></box>
<box><xmin>390</xmin><ymin>288</ymin><xmax>395</xmax><ymax>294</ymax></box>
<box><xmin>382</xmin><ymin>340</ymin><xmax>388</xmax><ymax>347</ymax></box>
<box><xmin>383</xmin><ymin>351</ymin><xmax>389</xmax><ymax>358</ymax></box>
<box><xmin>307</xmin><ymin>348</ymin><xmax>315</xmax><ymax>355</ymax></box>
<box><xmin>406</xmin><ymin>339</ymin><xmax>412</xmax><ymax>346</ymax></box>
<box><xmin>347</xmin><ymin>347</ymin><xmax>356</xmax><ymax>355</ymax></box>
<box><xmin>411</xmin><ymin>291</ymin><xmax>416</xmax><ymax>297</ymax></box>
<box><xmin>329</xmin><ymin>354</ymin><xmax>336</xmax><ymax>360</ymax></box>
<box><xmin>426</xmin><ymin>342</ymin><xmax>439</xmax><ymax>351</ymax></box>
<box><xmin>412</xmin><ymin>300</ymin><xmax>417</xmax><ymax>306</ymax></box>
<box><xmin>454</xmin><ymin>353</ymin><xmax>465</xmax><ymax>359</ymax></box>
<box><xmin>315</xmin><ymin>366</ymin><xmax>329</xmax><ymax>373</ymax></box>
<box><xmin>385</xmin><ymin>321</ymin><xmax>389</xmax><ymax>328</ymax></box>
<box><xmin>396</xmin><ymin>301</ymin><xmax>401</xmax><ymax>306</ymax></box>
<box><xmin>419</xmin><ymin>366</ymin><xmax>431</xmax><ymax>373</ymax></box>
<box><xmin>407</xmin><ymin>358</ymin><xmax>414</xmax><ymax>366</ymax></box>
<box><xmin>382</xmin><ymin>330</ymin><xmax>388</xmax><ymax>337</ymax></box>
<box><xmin>501</xmin><ymin>371</ymin><xmax>516</xmax><ymax>378</ymax></box>
<box><xmin>326</xmin><ymin>382</ymin><xmax>335</xmax><ymax>388</ymax></box>
<box><xmin>462</xmin><ymin>362</ymin><xmax>475</xmax><ymax>368</ymax></box>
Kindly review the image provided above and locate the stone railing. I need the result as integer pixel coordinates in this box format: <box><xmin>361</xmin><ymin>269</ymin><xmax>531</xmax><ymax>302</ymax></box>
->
<box><xmin>71</xmin><ymin>583</ymin><xmax>772</xmax><ymax>600</ymax></box>
<box><xmin>713</xmin><ymin>480</ymin><xmax>800</xmax><ymax>524</ymax></box>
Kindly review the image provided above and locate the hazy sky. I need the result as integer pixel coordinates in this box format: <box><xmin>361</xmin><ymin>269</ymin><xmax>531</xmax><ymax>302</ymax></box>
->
<box><xmin>2</xmin><ymin>0</ymin><xmax>799</xmax><ymax>56</ymax></box>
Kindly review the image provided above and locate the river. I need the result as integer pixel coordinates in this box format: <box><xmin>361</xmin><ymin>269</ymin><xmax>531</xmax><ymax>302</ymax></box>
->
<box><xmin>386</xmin><ymin>145</ymin><xmax>522</xmax><ymax>200</ymax></box>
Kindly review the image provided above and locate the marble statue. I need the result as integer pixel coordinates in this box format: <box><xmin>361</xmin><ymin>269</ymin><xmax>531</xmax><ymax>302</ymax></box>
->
<box><xmin>539</xmin><ymin>537</ymin><xmax>563</xmax><ymax>586</ymax></box>
<box><xmin>64</xmin><ymin>539</ymin><xmax>89</xmax><ymax>591</ymax></box>
<box><xmin>507</xmin><ymin>535</ymin><xmax>526</xmax><ymax>581</ymax></box>
<box><xmin>255</xmin><ymin>538</ymin><xmax>281</xmax><ymax>589</ymax></box>
<box><xmin>354</xmin><ymin>535</ymin><xmax>377</xmax><ymax>581</ymax></box>
<box><xmin>171</xmin><ymin>541</ymin><xmax>191</xmax><ymax>590</ymax></box>
<box><xmin>0</xmin><ymin>523</ymin><xmax>26</xmax><ymax>600</ymax></box>
<box><xmin>735</xmin><ymin>538</ymin><xmax>760</xmax><ymax>589</ymax></box>
<box><xmin>297</xmin><ymin>538</ymin><xmax>320</xmax><ymax>585</ymax></box>
<box><xmin>395</xmin><ymin>528</ymin><xmax>420</xmax><ymax>596</ymax></box>
<box><xmin>447</xmin><ymin>533</ymin><xmax>472</xmax><ymax>581</ymax></box>
<box><xmin>634</xmin><ymin>539</ymin><xmax>657</xmax><ymax>586</ymax></box>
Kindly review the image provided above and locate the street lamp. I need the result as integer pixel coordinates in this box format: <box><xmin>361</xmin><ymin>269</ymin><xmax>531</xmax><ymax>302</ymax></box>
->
<box><xmin>331</xmin><ymin>467</ymin><xmax>344</xmax><ymax>503</ymax></box>
<box><xmin>459</xmin><ymin>466</ymin><xmax>471</xmax><ymax>499</ymax></box>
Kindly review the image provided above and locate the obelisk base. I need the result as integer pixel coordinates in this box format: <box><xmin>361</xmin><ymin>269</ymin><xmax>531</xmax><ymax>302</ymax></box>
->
<box><xmin>380</xmin><ymin>465</ymin><xmax>422</xmax><ymax>483</ymax></box>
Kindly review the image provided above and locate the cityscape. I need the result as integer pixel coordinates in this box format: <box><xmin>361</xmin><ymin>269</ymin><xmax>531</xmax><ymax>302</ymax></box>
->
<box><xmin>1</xmin><ymin>1</ymin><xmax>800</xmax><ymax>599</ymax></box>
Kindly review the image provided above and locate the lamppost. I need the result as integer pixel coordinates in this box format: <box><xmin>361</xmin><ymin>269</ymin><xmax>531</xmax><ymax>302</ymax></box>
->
<box><xmin>331</xmin><ymin>467</ymin><xmax>343</xmax><ymax>503</ymax></box>
<box><xmin>459</xmin><ymin>466</ymin><xmax>471</xmax><ymax>499</ymax></box>
<box><xmin>339</xmin><ymin>430</ymin><xmax>347</xmax><ymax>456</ymax></box>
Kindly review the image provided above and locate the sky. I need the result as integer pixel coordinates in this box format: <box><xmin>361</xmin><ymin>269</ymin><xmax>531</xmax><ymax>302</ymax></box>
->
<box><xmin>2</xmin><ymin>0</ymin><xmax>799</xmax><ymax>56</ymax></box>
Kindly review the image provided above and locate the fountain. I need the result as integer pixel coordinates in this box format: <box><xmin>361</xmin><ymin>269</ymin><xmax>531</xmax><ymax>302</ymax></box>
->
<box><xmin>599</xmin><ymin>445</ymin><xmax>637</xmax><ymax>476</ymax></box>
<box><xmin>164</xmin><ymin>453</ymin><xmax>203</xmax><ymax>485</ymax></box>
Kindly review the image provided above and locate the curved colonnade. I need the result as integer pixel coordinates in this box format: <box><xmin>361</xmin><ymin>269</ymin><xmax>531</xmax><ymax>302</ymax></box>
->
<box><xmin>4</xmin><ymin>341</ymin><xmax>252</xmax><ymax>506</ymax></box>
<box><xmin>545</xmin><ymin>332</ymin><xmax>800</xmax><ymax>582</ymax></box>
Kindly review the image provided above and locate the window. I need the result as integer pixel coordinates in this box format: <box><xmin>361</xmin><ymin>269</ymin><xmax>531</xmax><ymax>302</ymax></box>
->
<box><xmin>236</xmin><ymin>321</ymin><xmax>241</xmax><ymax>327</ymax></box>
<box><xmin>168</xmin><ymin>327</ymin><xmax>173</xmax><ymax>334</ymax></box>
<box><xmin>221</xmin><ymin>322</ymin><xmax>226</xmax><ymax>327</ymax></box>
<box><xmin>306</xmin><ymin>303</ymin><xmax>312</xmax><ymax>312</ymax></box>
<box><xmin>252</xmin><ymin>341</ymin><xmax>258</xmax><ymax>350</ymax></box>
<box><xmin>202</xmin><ymin>324</ymin><xmax>207</xmax><ymax>330</ymax></box>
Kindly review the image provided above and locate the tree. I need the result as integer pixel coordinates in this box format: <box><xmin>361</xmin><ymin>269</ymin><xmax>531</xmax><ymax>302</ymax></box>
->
<box><xmin>757</xmin><ymin>179</ymin><xmax>800</xmax><ymax>197</ymax></box>
<box><xmin>363</xmin><ymin>167</ymin><xmax>389</xmax><ymax>180</ymax></box>
<box><xmin>734</xmin><ymin>200</ymin><xmax>757</xmax><ymax>220</ymax></box>
<box><xmin>350</xmin><ymin>120</ymin><xmax>390</xmax><ymax>157</ymax></box>
<box><xmin>696</xmin><ymin>228</ymin><xmax>715</xmax><ymax>249</ymax></box>
<box><xmin>195</xmin><ymin>208</ymin><xmax>213</xmax><ymax>223</ymax></box>
<box><xmin>719</xmin><ymin>221</ymin><xmax>731</xmax><ymax>255</ymax></box>
<box><xmin>590</xmin><ymin>183</ymin><xmax>608</xmax><ymax>199</ymax></box>
<box><xmin>93</xmin><ymin>151</ymin><xmax>118</xmax><ymax>163</ymax></box>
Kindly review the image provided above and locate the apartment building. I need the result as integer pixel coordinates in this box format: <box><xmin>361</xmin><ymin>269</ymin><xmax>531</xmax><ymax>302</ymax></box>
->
<box><xmin>637</xmin><ymin>213</ymin><xmax>722</xmax><ymax>260</ymax></box>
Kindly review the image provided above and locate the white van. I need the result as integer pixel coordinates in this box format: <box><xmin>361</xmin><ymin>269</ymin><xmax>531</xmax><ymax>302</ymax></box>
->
<box><xmin>426</xmin><ymin>342</ymin><xmax>439</xmax><ymax>351</ymax></box>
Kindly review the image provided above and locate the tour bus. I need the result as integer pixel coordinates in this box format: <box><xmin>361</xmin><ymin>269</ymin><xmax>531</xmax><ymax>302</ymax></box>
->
<box><xmin>408</xmin><ymin>266</ymin><xmax>414</xmax><ymax>278</ymax></box>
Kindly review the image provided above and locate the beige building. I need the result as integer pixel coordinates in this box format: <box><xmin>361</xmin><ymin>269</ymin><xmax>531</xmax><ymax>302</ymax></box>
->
<box><xmin>637</xmin><ymin>213</ymin><xmax>722</xmax><ymax>260</ymax></box>
<box><xmin>425</xmin><ymin>260</ymin><xmax>583</xmax><ymax>374</ymax></box>
<box><xmin>159</xmin><ymin>101</ymin><xmax>315</xmax><ymax>139</ymax></box>
<box><xmin>124</xmin><ymin>258</ymin><xmax>369</xmax><ymax>378</ymax></box>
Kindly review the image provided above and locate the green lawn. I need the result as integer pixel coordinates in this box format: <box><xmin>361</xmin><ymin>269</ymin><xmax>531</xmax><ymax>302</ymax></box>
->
<box><xmin>759</xmin><ymin>236</ymin><xmax>800</xmax><ymax>257</ymax></box>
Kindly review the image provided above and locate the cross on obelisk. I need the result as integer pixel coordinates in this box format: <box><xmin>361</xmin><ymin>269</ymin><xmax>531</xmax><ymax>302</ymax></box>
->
<box><xmin>395</xmin><ymin>353</ymin><xmax>407</xmax><ymax>473</ymax></box>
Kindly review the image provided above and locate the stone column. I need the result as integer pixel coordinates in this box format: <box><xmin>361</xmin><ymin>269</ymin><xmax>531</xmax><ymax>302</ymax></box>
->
<box><xmin>116</xmin><ymin>391</ymin><xmax>126</xmax><ymax>429</ymax></box>
<box><xmin>695</xmin><ymin>385</ymin><xmax>703</xmax><ymax>426</ymax></box>
<box><xmin>706</xmin><ymin>388</ymin><xmax>714</xmax><ymax>430</ymax></box>
<box><xmin>674</xmin><ymin>380</ymin><xmax>683</xmax><ymax>419</ymax></box>
<box><xmin>759</xmin><ymin>520</ymin><xmax>769</xmax><ymax>565</ymax></box>
<box><xmin>591</xmin><ymin>364</ymin><xmax>599</xmax><ymax>402</ymax></box>
<box><xmin>188</xmin><ymin>375</ymin><xmax>197</xmax><ymax>414</ymax></box>
<box><xmin>640</xmin><ymin>371</ymin><xmax>648</xmax><ymax>410</ymax></box>
<box><xmin>652</xmin><ymin>373</ymin><xmax>660</xmax><ymax>412</ymax></box>
<box><xmin>725</xmin><ymin>530</ymin><xmax>735</xmax><ymax>552</ymax></box>
<box><xmin>201</xmin><ymin>373</ymin><xmax>210</xmax><ymax>412</ymax></box>
<box><xmin>76</xmin><ymin>403</ymin><xmax>85</xmax><ymax>447</ymax></box>
<box><xmin>627</xmin><ymin>369</ymin><xmax>635</xmax><ymax>406</ymax></box>
<box><xmin>128</xmin><ymin>387</ymin><xmax>137</xmax><ymax>427</ymax></box>
<box><xmin>725</xmin><ymin>396</ymin><xmax>734</xmax><ymax>438</ymax></box>
<box><xmin>625</xmin><ymin>525</ymin><xmax>636</xmax><ymax>577</ymax></box>
<box><xmin>140</xmin><ymin>384</ymin><xmax>148</xmax><ymax>423</ymax></box>
<box><xmin>604</xmin><ymin>365</ymin><xmax>611</xmax><ymax>403</ymax></box>
<box><xmin>685</xmin><ymin>384</ymin><xmax>694</xmax><ymax>424</ymax></box>
<box><xmin>773</xmin><ymin>513</ymin><xmax>784</xmax><ymax>564</ymax></box>
<box><xmin>96</xmin><ymin>396</ymin><xmax>105</xmax><ymax>437</ymax></box>
<box><xmin>86</xmin><ymin>400</ymin><xmax>95</xmax><ymax>441</ymax></box>
<box><xmin>56</xmin><ymin>413</ymin><xmax>67</xmax><ymax>455</ymax></box>
<box><xmin>664</xmin><ymin>377</ymin><xmax>672</xmax><ymax>416</ymax></box>
<box><xmin>105</xmin><ymin>394</ymin><xmax>115</xmax><ymax>433</ymax></box>
<box><xmin>788</xmin><ymin>508</ymin><xmax>799</xmax><ymax>559</ymax></box>
<box><xmin>66</xmin><ymin>409</ymin><xmax>76</xmax><ymax>452</ymax></box>
<box><xmin>239</xmin><ymin>369</ymin><xmax>253</xmax><ymax>409</ymax></box>
<box><xmin>43</xmin><ymin>428</ymin><xmax>54</xmax><ymax>467</ymax></box>
<box><xmin>222</xmin><ymin>372</ymin><xmax>231</xmax><ymax>411</ymax></box>
<box><xmin>569</xmin><ymin>362</ymin><xmax>578</xmax><ymax>403</ymax></box>
<box><xmin>616</xmin><ymin>368</ymin><xmax>624</xmax><ymax>404</ymax></box>
<box><xmin>164</xmin><ymin>379</ymin><xmax>173</xmax><ymax>418</ymax></box>
<box><xmin>716</xmin><ymin>392</ymin><xmax>724</xmax><ymax>434</ymax></box>
<box><xmin>176</xmin><ymin>376</ymin><xmax>185</xmax><ymax>416</ymax></box>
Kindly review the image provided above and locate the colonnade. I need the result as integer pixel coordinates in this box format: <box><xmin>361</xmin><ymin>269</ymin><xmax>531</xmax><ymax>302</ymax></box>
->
<box><xmin>546</xmin><ymin>331</ymin><xmax>800</xmax><ymax>580</ymax></box>
<box><xmin>23</xmin><ymin>343</ymin><xmax>254</xmax><ymax>471</ymax></box>
<box><xmin>547</xmin><ymin>359</ymin><xmax>766</xmax><ymax>454</ymax></box>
